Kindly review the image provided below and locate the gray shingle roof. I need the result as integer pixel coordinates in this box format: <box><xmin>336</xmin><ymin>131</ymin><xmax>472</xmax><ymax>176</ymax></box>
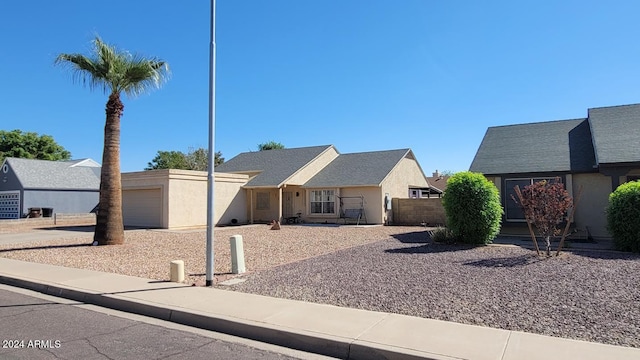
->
<box><xmin>6</xmin><ymin>157</ymin><xmax>100</xmax><ymax>190</ymax></box>
<box><xmin>214</xmin><ymin>145</ymin><xmax>334</xmax><ymax>187</ymax></box>
<box><xmin>303</xmin><ymin>149</ymin><xmax>411</xmax><ymax>188</ymax></box>
<box><xmin>426</xmin><ymin>175</ymin><xmax>450</xmax><ymax>193</ymax></box>
<box><xmin>588</xmin><ymin>103</ymin><xmax>640</xmax><ymax>164</ymax></box>
<box><xmin>469</xmin><ymin>118</ymin><xmax>596</xmax><ymax>175</ymax></box>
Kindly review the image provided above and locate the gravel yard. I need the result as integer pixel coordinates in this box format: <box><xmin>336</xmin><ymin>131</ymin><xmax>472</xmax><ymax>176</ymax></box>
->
<box><xmin>1</xmin><ymin>224</ymin><xmax>639</xmax><ymax>348</ymax></box>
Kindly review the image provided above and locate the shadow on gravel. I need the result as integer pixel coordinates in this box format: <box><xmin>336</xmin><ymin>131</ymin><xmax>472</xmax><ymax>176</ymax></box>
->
<box><xmin>386</xmin><ymin>230</ymin><xmax>477</xmax><ymax>254</ymax></box>
<box><xmin>386</xmin><ymin>243</ymin><xmax>476</xmax><ymax>254</ymax></box>
<box><xmin>570</xmin><ymin>250</ymin><xmax>640</xmax><ymax>261</ymax></box>
<box><xmin>391</xmin><ymin>230</ymin><xmax>431</xmax><ymax>244</ymax></box>
<box><xmin>462</xmin><ymin>254</ymin><xmax>542</xmax><ymax>268</ymax></box>
<box><xmin>0</xmin><ymin>243</ymin><xmax>91</xmax><ymax>253</ymax></box>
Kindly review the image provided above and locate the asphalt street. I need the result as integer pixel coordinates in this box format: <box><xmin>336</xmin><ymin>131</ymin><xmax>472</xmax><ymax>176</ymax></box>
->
<box><xmin>0</xmin><ymin>284</ymin><xmax>334</xmax><ymax>360</ymax></box>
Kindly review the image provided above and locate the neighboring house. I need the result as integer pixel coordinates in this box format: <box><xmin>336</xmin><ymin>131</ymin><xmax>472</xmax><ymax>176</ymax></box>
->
<box><xmin>0</xmin><ymin>157</ymin><xmax>100</xmax><ymax>219</ymax></box>
<box><xmin>470</xmin><ymin>103</ymin><xmax>640</xmax><ymax>239</ymax></box>
<box><xmin>423</xmin><ymin>170</ymin><xmax>450</xmax><ymax>198</ymax></box>
<box><xmin>215</xmin><ymin>145</ymin><xmax>431</xmax><ymax>224</ymax></box>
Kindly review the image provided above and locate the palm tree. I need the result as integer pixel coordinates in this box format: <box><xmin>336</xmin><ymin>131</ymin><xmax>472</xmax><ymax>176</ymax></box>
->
<box><xmin>55</xmin><ymin>36</ymin><xmax>170</xmax><ymax>245</ymax></box>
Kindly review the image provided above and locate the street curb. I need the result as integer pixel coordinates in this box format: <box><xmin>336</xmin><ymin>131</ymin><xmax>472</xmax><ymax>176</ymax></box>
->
<box><xmin>0</xmin><ymin>274</ymin><xmax>424</xmax><ymax>360</ymax></box>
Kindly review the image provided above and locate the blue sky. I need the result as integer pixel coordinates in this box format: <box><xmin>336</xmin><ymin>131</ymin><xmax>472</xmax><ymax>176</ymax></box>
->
<box><xmin>2</xmin><ymin>1</ymin><xmax>640</xmax><ymax>173</ymax></box>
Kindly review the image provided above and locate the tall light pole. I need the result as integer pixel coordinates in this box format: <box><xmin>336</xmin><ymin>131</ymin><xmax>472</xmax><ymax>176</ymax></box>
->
<box><xmin>205</xmin><ymin>0</ymin><xmax>217</xmax><ymax>287</ymax></box>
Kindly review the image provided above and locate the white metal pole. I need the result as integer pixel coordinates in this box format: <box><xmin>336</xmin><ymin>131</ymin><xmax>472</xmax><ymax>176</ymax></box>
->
<box><xmin>205</xmin><ymin>0</ymin><xmax>217</xmax><ymax>287</ymax></box>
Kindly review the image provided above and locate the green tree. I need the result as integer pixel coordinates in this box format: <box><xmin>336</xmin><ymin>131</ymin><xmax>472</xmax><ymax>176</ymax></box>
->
<box><xmin>257</xmin><ymin>141</ymin><xmax>285</xmax><ymax>151</ymax></box>
<box><xmin>145</xmin><ymin>148</ymin><xmax>223</xmax><ymax>171</ymax></box>
<box><xmin>0</xmin><ymin>129</ymin><xmax>71</xmax><ymax>163</ymax></box>
<box><xmin>607</xmin><ymin>181</ymin><xmax>640</xmax><ymax>252</ymax></box>
<box><xmin>185</xmin><ymin>147</ymin><xmax>224</xmax><ymax>170</ymax></box>
<box><xmin>442</xmin><ymin>171</ymin><xmax>503</xmax><ymax>244</ymax></box>
<box><xmin>145</xmin><ymin>151</ymin><xmax>187</xmax><ymax>170</ymax></box>
<box><xmin>56</xmin><ymin>36</ymin><xmax>169</xmax><ymax>245</ymax></box>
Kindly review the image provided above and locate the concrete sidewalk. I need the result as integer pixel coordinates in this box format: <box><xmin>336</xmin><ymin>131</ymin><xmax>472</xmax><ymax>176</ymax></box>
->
<box><xmin>0</xmin><ymin>227</ymin><xmax>94</xmax><ymax>246</ymax></box>
<box><xmin>0</xmin><ymin>257</ymin><xmax>638</xmax><ymax>360</ymax></box>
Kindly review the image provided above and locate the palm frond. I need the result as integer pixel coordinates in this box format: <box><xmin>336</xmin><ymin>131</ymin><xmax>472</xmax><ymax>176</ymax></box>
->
<box><xmin>54</xmin><ymin>53</ymin><xmax>109</xmax><ymax>92</ymax></box>
<box><xmin>55</xmin><ymin>35</ymin><xmax>170</xmax><ymax>98</ymax></box>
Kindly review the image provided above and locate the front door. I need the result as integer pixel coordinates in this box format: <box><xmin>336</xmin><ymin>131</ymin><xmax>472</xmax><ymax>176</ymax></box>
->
<box><xmin>283</xmin><ymin>192</ymin><xmax>294</xmax><ymax>218</ymax></box>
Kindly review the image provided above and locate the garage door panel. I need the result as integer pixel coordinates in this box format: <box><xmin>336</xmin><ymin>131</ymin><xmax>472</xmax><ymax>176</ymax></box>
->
<box><xmin>0</xmin><ymin>191</ymin><xmax>20</xmax><ymax>219</ymax></box>
<box><xmin>122</xmin><ymin>189</ymin><xmax>162</xmax><ymax>228</ymax></box>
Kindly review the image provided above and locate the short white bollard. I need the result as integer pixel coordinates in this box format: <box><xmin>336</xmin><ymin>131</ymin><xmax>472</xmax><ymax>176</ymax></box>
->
<box><xmin>170</xmin><ymin>260</ymin><xmax>185</xmax><ymax>283</ymax></box>
<box><xmin>230</xmin><ymin>235</ymin><xmax>246</xmax><ymax>274</ymax></box>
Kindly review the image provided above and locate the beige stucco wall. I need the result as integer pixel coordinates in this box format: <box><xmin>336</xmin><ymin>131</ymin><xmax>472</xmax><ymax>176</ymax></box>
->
<box><xmin>122</xmin><ymin>170</ymin><xmax>248</xmax><ymax>229</ymax></box>
<box><xmin>340</xmin><ymin>186</ymin><xmax>382</xmax><ymax>224</ymax></box>
<box><xmin>166</xmin><ymin>171</ymin><xmax>248</xmax><ymax>228</ymax></box>
<box><xmin>301</xmin><ymin>186</ymin><xmax>382</xmax><ymax>224</ymax></box>
<box><xmin>286</xmin><ymin>147</ymin><xmax>339</xmax><ymax>185</ymax></box>
<box><xmin>381</xmin><ymin>157</ymin><xmax>430</xmax><ymax>224</ymax></box>
<box><xmin>486</xmin><ymin>176</ymin><xmax>501</xmax><ymax>194</ymax></box>
<box><xmin>571</xmin><ymin>173</ymin><xmax>611</xmax><ymax>239</ymax></box>
<box><xmin>246</xmin><ymin>188</ymin><xmax>281</xmax><ymax>223</ymax></box>
<box><xmin>392</xmin><ymin>197</ymin><xmax>446</xmax><ymax>226</ymax></box>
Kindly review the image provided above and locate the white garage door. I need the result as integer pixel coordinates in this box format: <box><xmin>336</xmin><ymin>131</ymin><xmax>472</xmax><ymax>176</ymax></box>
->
<box><xmin>0</xmin><ymin>191</ymin><xmax>20</xmax><ymax>219</ymax></box>
<box><xmin>122</xmin><ymin>189</ymin><xmax>162</xmax><ymax>228</ymax></box>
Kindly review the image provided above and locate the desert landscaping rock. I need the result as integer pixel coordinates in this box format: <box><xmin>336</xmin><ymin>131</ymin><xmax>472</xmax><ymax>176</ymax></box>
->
<box><xmin>0</xmin><ymin>225</ymin><xmax>638</xmax><ymax>348</ymax></box>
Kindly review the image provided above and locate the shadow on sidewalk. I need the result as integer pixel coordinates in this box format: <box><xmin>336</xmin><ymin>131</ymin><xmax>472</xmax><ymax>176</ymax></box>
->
<box><xmin>39</xmin><ymin>225</ymin><xmax>95</xmax><ymax>232</ymax></box>
<box><xmin>0</xmin><ymin>243</ymin><xmax>91</xmax><ymax>253</ymax></box>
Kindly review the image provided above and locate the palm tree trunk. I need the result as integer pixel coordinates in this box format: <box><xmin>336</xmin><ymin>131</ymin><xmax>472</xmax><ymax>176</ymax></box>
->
<box><xmin>94</xmin><ymin>92</ymin><xmax>125</xmax><ymax>245</ymax></box>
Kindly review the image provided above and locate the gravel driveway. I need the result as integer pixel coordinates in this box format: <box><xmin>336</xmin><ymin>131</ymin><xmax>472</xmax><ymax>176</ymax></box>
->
<box><xmin>0</xmin><ymin>224</ymin><xmax>638</xmax><ymax>348</ymax></box>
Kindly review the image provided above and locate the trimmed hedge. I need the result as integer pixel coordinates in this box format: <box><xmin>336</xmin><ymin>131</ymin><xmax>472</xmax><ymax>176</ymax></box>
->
<box><xmin>607</xmin><ymin>181</ymin><xmax>640</xmax><ymax>252</ymax></box>
<box><xmin>442</xmin><ymin>171</ymin><xmax>503</xmax><ymax>244</ymax></box>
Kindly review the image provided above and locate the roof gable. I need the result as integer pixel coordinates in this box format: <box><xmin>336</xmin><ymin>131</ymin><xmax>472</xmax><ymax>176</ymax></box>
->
<box><xmin>470</xmin><ymin>118</ymin><xmax>596</xmax><ymax>175</ymax></box>
<box><xmin>4</xmin><ymin>157</ymin><xmax>101</xmax><ymax>190</ymax></box>
<box><xmin>303</xmin><ymin>148</ymin><xmax>411</xmax><ymax>188</ymax></box>
<box><xmin>426</xmin><ymin>175</ymin><xmax>450</xmax><ymax>192</ymax></box>
<box><xmin>588</xmin><ymin>103</ymin><xmax>640</xmax><ymax>164</ymax></box>
<box><xmin>214</xmin><ymin>145</ymin><xmax>334</xmax><ymax>187</ymax></box>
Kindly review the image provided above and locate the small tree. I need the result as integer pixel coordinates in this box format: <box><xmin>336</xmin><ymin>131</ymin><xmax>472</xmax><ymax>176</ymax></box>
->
<box><xmin>607</xmin><ymin>181</ymin><xmax>640</xmax><ymax>252</ymax></box>
<box><xmin>257</xmin><ymin>141</ymin><xmax>285</xmax><ymax>151</ymax></box>
<box><xmin>442</xmin><ymin>171</ymin><xmax>503</xmax><ymax>244</ymax></box>
<box><xmin>185</xmin><ymin>147</ymin><xmax>224</xmax><ymax>170</ymax></box>
<box><xmin>145</xmin><ymin>148</ymin><xmax>223</xmax><ymax>170</ymax></box>
<box><xmin>145</xmin><ymin>150</ymin><xmax>187</xmax><ymax>170</ymax></box>
<box><xmin>512</xmin><ymin>178</ymin><xmax>573</xmax><ymax>256</ymax></box>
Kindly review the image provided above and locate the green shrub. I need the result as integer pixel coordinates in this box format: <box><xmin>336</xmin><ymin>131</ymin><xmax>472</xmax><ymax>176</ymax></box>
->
<box><xmin>607</xmin><ymin>181</ymin><xmax>640</xmax><ymax>252</ymax></box>
<box><xmin>442</xmin><ymin>171</ymin><xmax>503</xmax><ymax>244</ymax></box>
<box><xmin>429</xmin><ymin>227</ymin><xmax>457</xmax><ymax>244</ymax></box>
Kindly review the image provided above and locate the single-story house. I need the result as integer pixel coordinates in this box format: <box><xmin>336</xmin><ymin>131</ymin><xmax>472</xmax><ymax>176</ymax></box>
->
<box><xmin>1</xmin><ymin>144</ymin><xmax>435</xmax><ymax>228</ymax></box>
<box><xmin>422</xmin><ymin>170</ymin><xmax>450</xmax><ymax>198</ymax></box>
<box><xmin>214</xmin><ymin>145</ymin><xmax>431</xmax><ymax>225</ymax></box>
<box><xmin>470</xmin><ymin>103</ymin><xmax>640</xmax><ymax>239</ymax></box>
<box><xmin>0</xmin><ymin>157</ymin><xmax>100</xmax><ymax>219</ymax></box>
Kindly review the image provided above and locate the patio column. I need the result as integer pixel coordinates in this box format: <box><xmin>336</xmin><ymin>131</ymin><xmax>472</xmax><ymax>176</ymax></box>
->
<box><xmin>278</xmin><ymin>187</ymin><xmax>283</xmax><ymax>222</ymax></box>
<box><xmin>249</xmin><ymin>189</ymin><xmax>254</xmax><ymax>224</ymax></box>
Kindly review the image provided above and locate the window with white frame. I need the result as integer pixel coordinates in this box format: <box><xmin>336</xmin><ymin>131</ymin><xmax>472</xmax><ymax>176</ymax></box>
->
<box><xmin>310</xmin><ymin>190</ymin><xmax>335</xmax><ymax>214</ymax></box>
<box><xmin>505</xmin><ymin>177</ymin><xmax>561</xmax><ymax>221</ymax></box>
<box><xmin>256</xmin><ymin>192</ymin><xmax>270</xmax><ymax>210</ymax></box>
